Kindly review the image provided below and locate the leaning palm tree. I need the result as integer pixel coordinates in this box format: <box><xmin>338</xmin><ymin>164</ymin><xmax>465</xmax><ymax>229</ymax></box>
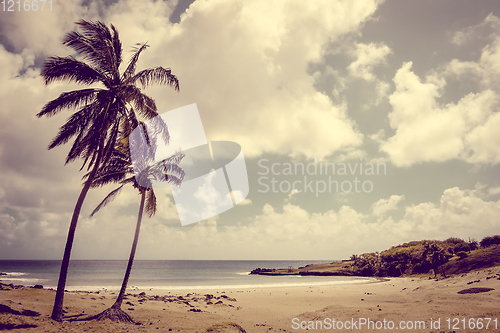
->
<box><xmin>85</xmin><ymin>120</ymin><xmax>185</xmax><ymax>322</ymax></box>
<box><xmin>37</xmin><ymin>19</ymin><xmax>179</xmax><ymax>321</ymax></box>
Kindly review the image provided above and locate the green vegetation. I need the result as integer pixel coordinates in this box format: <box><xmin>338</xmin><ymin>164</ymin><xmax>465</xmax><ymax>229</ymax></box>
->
<box><xmin>251</xmin><ymin>235</ymin><xmax>500</xmax><ymax>278</ymax></box>
<box><xmin>442</xmin><ymin>244</ymin><xmax>500</xmax><ymax>275</ymax></box>
<box><xmin>351</xmin><ymin>236</ymin><xmax>497</xmax><ymax>278</ymax></box>
<box><xmin>479</xmin><ymin>235</ymin><xmax>500</xmax><ymax>248</ymax></box>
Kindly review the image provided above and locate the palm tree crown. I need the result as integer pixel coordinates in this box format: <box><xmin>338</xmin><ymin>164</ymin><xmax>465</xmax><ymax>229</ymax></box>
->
<box><xmin>91</xmin><ymin>121</ymin><xmax>185</xmax><ymax>218</ymax></box>
<box><xmin>38</xmin><ymin>20</ymin><xmax>178</xmax><ymax>172</ymax></box>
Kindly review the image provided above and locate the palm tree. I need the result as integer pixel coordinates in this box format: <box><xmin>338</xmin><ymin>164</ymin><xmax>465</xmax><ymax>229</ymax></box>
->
<box><xmin>37</xmin><ymin>19</ymin><xmax>179</xmax><ymax>322</ymax></box>
<box><xmin>86</xmin><ymin>121</ymin><xmax>185</xmax><ymax>322</ymax></box>
<box><xmin>424</xmin><ymin>243</ymin><xmax>448</xmax><ymax>278</ymax></box>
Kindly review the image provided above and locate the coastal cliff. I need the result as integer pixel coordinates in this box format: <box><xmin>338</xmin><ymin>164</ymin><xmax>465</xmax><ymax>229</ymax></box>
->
<box><xmin>250</xmin><ymin>261</ymin><xmax>356</xmax><ymax>276</ymax></box>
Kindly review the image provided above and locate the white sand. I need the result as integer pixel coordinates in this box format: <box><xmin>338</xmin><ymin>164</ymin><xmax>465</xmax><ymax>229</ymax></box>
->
<box><xmin>1</xmin><ymin>266</ymin><xmax>499</xmax><ymax>332</ymax></box>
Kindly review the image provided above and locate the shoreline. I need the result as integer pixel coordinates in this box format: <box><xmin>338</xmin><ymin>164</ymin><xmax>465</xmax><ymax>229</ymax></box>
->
<box><xmin>1</xmin><ymin>266</ymin><xmax>499</xmax><ymax>332</ymax></box>
<box><xmin>0</xmin><ymin>274</ymin><xmax>375</xmax><ymax>293</ymax></box>
<box><xmin>0</xmin><ymin>277</ymin><xmax>377</xmax><ymax>294</ymax></box>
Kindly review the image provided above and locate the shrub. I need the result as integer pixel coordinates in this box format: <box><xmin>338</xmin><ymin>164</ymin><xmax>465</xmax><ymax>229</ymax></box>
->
<box><xmin>480</xmin><ymin>235</ymin><xmax>500</xmax><ymax>248</ymax></box>
<box><xmin>468</xmin><ymin>239</ymin><xmax>478</xmax><ymax>251</ymax></box>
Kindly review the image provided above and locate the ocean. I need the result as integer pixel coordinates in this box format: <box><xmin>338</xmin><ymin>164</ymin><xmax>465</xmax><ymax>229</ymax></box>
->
<box><xmin>0</xmin><ymin>260</ymin><xmax>369</xmax><ymax>292</ymax></box>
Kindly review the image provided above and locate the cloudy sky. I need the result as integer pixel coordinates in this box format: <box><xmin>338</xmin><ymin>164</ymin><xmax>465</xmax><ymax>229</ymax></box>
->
<box><xmin>1</xmin><ymin>0</ymin><xmax>500</xmax><ymax>260</ymax></box>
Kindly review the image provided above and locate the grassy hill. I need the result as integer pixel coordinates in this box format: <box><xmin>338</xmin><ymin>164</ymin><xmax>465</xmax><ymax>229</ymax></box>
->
<box><xmin>442</xmin><ymin>245</ymin><xmax>500</xmax><ymax>275</ymax></box>
<box><xmin>251</xmin><ymin>238</ymin><xmax>500</xmax><ymax>278</ymax></box>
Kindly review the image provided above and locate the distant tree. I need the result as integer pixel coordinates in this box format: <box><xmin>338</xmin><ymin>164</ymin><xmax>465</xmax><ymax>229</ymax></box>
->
<box><xmin>480</xmin><ymin>236</ymin><xmax>491</xmax><ymax>248</ymax></box>
<box><xmin>380</xmin><ymin>246</ymin><xmax>421</xmax><ymax>276</ymax></box>
<box><xmin>349</xmin><ymin>254</ymin><xmax>359</xmax><ymax>273</ymax></box>
<box><xmin>467</xmin><ymin>238</ymin><xmax>478</xmax><ymax>251</ymax></box>
<box><xmin>441</xmin><ymin>237</ymin><xmax>469</xmax><ymax>255</ymax></box>
<box><xmin>480</xmin><ymin>235</ymin><xmax>500</xmax><ymax>248</ymax></box>
<box><xmin>424</xmin><ymin>243</ymin><xmax>449</xmax><ymax>278</ymax></box>
<box><xmin>452</xmin><ymin>242</ymin><xmax>470</xmax><ymax>254</ymax></box>
<box><xmin>444</xmin><ymin>237</ymin><xmax>464</xmax><ymax>245</ymax></box>
<box><xmin>354</xmin><ymin>253</ymin><xmax>379</xmax><ymax>276</ymax></box>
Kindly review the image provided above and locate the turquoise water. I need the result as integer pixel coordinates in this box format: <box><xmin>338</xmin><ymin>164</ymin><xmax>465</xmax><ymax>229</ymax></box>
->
<box><xmin>0</xmin><ymin>260</ymin><xmax>369</xmax><ymax>291</ymax></box>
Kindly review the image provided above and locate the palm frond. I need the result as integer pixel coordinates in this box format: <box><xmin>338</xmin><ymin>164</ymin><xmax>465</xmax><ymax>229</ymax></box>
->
<box><xmin>47</xmin><ymin>105</ymin><xmax>94</xmax><ymax>149</ymax></box>
<box><xmin>98</xmin><ymin>105</ymin><xmax>123</xmax><ymax>165</ymax></box>
<box><xmin>145</xmin><ymin>189</ymin><xmax>157</xmax><ymax>217</ymax></box>
<box><xmin>90</xmin><ymin>184</ymin><xmax>125</xmax><ymax>217</ymax></box>
<box><xmin>90</xmin><ymin>165</ymin><xmax>133</xmax><ymax>187</ymax></box>
<box><xmin>75</xmin><ymin>19</ymin><xmax>112</xmax><ymax>42</ymax></box>
<box><xmin>145</xmin><ymin>151</ymin><xmax>185</xmax><ymax>186</ymax></box>
<box><xmin>146</xmin><ymin>114</ymin><xmax>169</xmax><ymax>146</ymax></box>
<box><xmin>73</xmin><ymin>20</ymin><xmax>117</xmax><ymax>77</ymax></box>
<box><xmin>122</xmin><ymin>43</ymin><xmax>149</xmax><ymax>80</ymax></box>
<box><xmin>74</xmin><ymin>103</ymin><xmax>113</xmax><ymax>167</ymax></box>
<box><xmin>40</xmin><ymin>56</ymin><xmax>105</xmax><ymax>86</ymax></box>
<box><xmin>131</xmin><ymin>67</ymin><xmax>180</xmax><ymax>91</ymax></box>
<box><xmin>62</xmin><ymin>31</ymin><xmax>102</xmax><ymax>64</ymax></box>
<box><xmin>110</xmin><ymin>24</ymin><xmax>123</xmax><ymax>71</ymax></box>
<box><xmin>162</xmin><ymin>174</ymin><xmax>184</xmax><ymax>187</ymax></box>
<box><xmin>161</xmin><ymin>151</ymin><xmax>185</xmax><ymax>165</ymax></box>
<box><xmin>65</xmin><ymin>107</ymin><xmax>103</xmax><ymax>165</ymax></box>
<box><xmin>127</xmin><ymin>86</ymin><xmax>158</xmax><ymax>119</ymax></box>
<box><xmin>37</xmin><ymin>89</ymin><xmax>99</xmax><ymax>118</ymax></box>
<box><xmin>128</xmin><ymin>122</ymin><xmax>158</xmax><ymax>179</ymax></box>
<box><xmin>66</xmin><ymin>127</ymin><xmax>89</xmax><ymax>165</ymax></box>
<box><xmin>158</xmin><ymin>162</ymin><xmax>185</xmax><ymax>186</ymax></box>
<box><xmin>120</xmin><ymin>107</ymin><xmax>140</xmax><ymax>138</ymax></box>
<box><xmin>99</xmin><ymin>120</ymin><xmax>120</xmax><ymax>169</ymax></box>
<box><xmin>62</xmin><ymin>20</ymin><xmax>124</xmax><ymax>85</ymax></box>
<box><xmin>87</xmin><ymin>145</ymin><xmax>133</xmax><ymax>186</ymax></box>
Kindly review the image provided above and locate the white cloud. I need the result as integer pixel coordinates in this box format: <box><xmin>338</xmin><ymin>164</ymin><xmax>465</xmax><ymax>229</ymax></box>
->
<box><xmin>380</xmin><ymin>62</ymin><xmax>500</xmax><ymax>166</ymax></box>
<box><xmin>236</xmin><ymin>198</ymin><xmax>252</xmax><ymax>206</ymax></box>
<box><xmin>401</xmin><ymin>186</ymin><xmax>500</xmax><ymax>239</ymax></box>
<box><xmin>451</xmin><ymin>13</ymin><xmax>500</xmax><ymax>46</ymax></box>
<box><xmin>5</xmin><ymin>0</ymin><xmax>500</xmax><ymax>262</ymax></box>
<box><xmin>317</xmin><ymin>41</ymin><xmax>392</xmax><ymax>108</ymax></box>
<box><xmin>2</xmin><ymin>165</ymin><xmax>500</xmax><ymax>260</ymax></box>
<box><xmin>103</xmin><ymin>0</ymin><xmax>385</xmax><ymax>159</ymax></box>
<box><xmin>347</xmin><ymin>42</ymin><xmax>391</xmax><ymax>81</ymax></box>
<box><xmin>130</xmin><ymin>185</ymin><xmax>500</xmax><ymax>259</ymax></box>
<box><xmin>488</xmin><ymin>186</ymin><xmax>500</xmax><ymax>195</ymax></box>
<box><xmin>372</xmin><ymin>194</ymin><xmax>404</xmax><ymax>217</ymax></box>
<box><xmin>445</xmin><ymin>36</ymin><xmax>500</xmax><ymax>91</ymax></box>
<box><xmin>0</xmin><ymin>0</ymin><xmax>387</xmax><ymax>259</ymax></box>
<box><xmin>0</xmin><ymin>1</ymin><xmax>99</xmax><ymax>56</ymax></box>
<box><xmin>379</xmin><ymin>14</ymin><xmax>500</xmax><ymax>167</ymax></box>
<box><xmin>287</xmin><ymin>189</ymin><xmax>299</xmax><ymax>200</ymax></box>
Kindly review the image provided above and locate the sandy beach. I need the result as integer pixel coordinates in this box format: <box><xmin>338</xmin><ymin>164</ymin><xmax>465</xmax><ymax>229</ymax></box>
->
<box><xmin>1</xmin><ymin>266</ymin><xmax>499</xmax><ymax>332</ymax></box>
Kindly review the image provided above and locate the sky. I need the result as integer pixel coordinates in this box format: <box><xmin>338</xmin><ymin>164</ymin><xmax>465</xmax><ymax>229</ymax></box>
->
<box><xmin>1</xmin><ymin>0</ymin><xmax>500</xmax><ymax>260</ymax></box>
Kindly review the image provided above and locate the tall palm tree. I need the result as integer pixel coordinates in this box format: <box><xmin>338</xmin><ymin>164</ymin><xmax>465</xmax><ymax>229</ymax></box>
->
<box><xmin>37</xmin><ymin>19</ymin><xmax>179</xmax><ymax>322</ymax></box>
<box><xmin>87</xmin><ymin>121</ymin><xmax>185</xmax><ymax>322</ymax></box>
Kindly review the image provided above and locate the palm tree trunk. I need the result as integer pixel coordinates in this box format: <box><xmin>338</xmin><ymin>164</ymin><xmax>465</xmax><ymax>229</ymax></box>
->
<box><xmin>51</xmin><ymin>104</ymin><xmax>111</xmax><ymax>322</ymax></box>
<box><xmin>51</xmin><ymin>160</ymin><xmax>101</xmax><ymax>321</ymax></box>
<box><xmin>112</xmin><ymin>190</ymin><xmax>146</xmax><ymax>309</ymax></box>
